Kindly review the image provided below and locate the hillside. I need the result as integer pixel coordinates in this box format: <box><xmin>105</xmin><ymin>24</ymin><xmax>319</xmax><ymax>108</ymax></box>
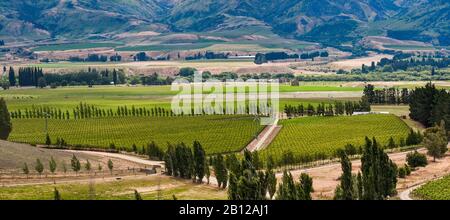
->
<box><xmin>0</xmin><ymin>0</ymin><xmax>448</xmax><ymax>46</ymax></box>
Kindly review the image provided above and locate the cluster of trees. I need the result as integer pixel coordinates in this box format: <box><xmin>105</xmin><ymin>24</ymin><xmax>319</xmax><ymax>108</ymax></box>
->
<box><xmin>283</xmin><ymin>100</ymin><xmax>371</xmax><ymax>118</ymax></box>
<box><xmin>296</xmin><ymin>71</ymin><xmax>450</xmax><ymax>82</ymax></box>
<box><xmin>140</xmin><ymin>73</ymin><xmax>174</xmax><ymax>85</ymax></box>
<box><xmin>186</xmin><ymin>51</ymin><xmax>229</xmax><ymax>60</ymax></box>
<box><xmin>10</xmin><ymin>106</ymin><xmax>71</xmax><ymax>120</ymax></box>
<box><xmin>6</xmin><ymin>67</ymin><xmax>126</xmax><ymax>88</ymax></box>
<box><xmin>109</xmin><ymin>53</ymin><xmax>122</xmax><ymax>62</ymax></box>
<box><xmin>0</xmin><ymin>98</ymin><xmax>12</xmax><ymax>140</ymax></box>
<box><xmin>254</xmin><ymin>52</ymin><xmax>299</xmax><ymax>64</ymax></box>
<box><xmin>44</xmin><ymin>68</ymin><xmax>125</xmax><ymax>86</ymax></box>
<box><xmin>334</xmin><ymin>137</ymin><xmax>398</xmax><ymax>200</ymax></box>
<box><xmin>0</xmin><ymin>40</ymin><xmax>4</xmax><ymax>46</ymax></box>
<box><xmin>16</xmin><ymin>67</ymin><xmax>44</xmax><ymax>87</ymax></box>
<box><xmin>369</xmin><ymin>56</ymin><xmax>450</xmax><ymax>73</ymax></box>
<box><xmin>363</xmin><ymin>84</ymin><xmax>410</xmax><ymax>104</ymax></box>
<box><xmin>299</xmin><ymin>51</ymin><xmax>329</xmax><ymax>60</ymax></box>
<box><xmin>69</xmin><ymin>54</ymin><xmax>108</xmax><ymax>62</ymax></box>
<box><xmin>423</xmin><ymin>121</ymin><xmax>448</xmax><ymax>161</ymax></box>
<box><xmin>22</xmin><ymin>155</ymin><xmax>114</xmax><ymax>176</ymax></box>
<box><xmin>134</xmin><ymin>52</ymin><xmax>150</xmax><ymax>61</ymax></box>
<box><xmin>228</xmin><ymin>151</ymin><xmax>275</xmax><ymax>200</ymax></box>
<box><xmin>409</xmin><ymin>83</ymin><xmax>450</xmax><ymax>133</ymax></box>
<box><xmin>254</xmin><ymin>51</ymin><xmax>329</xmax><ymax>64</ymax></box>
<box><xmin>163</xmin><ymin>141</ymin><xmax>208</xmax><ymax>183</ymax></box>
<box><xmin>9</xmin><ymin>101</ymin><xmax>279</xmax><ymax>120</ymax></box>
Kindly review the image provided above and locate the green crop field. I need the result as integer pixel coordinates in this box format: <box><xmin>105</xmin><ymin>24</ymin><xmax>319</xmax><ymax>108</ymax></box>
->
<box><xmin>9</xmin><ymin>115</ymin><xmax>263</xmax><ymax>154</ymax></box>
<box><xmin>32</xmin><ymin>42</ymin><xmax>124</xmax><ymax>51</ymax></box>
<box><xmin>0</xmin><ymin>176</ymin><xmax>226</xmax><ymax>200</ymax></box>
<box><xmin>413</xmin><ymin>175</ymin><xmax>450</xmax><ymax>200</ymax></box>
<box><xmin>263</xmin><ymin>114</ymin><xmax>411</xmax><ymax>161</ymax></box>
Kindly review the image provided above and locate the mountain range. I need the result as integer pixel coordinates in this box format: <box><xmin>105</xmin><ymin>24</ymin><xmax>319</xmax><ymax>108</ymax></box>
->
<box><xmin>0</xmin><ymin>0</ymin><xmax>448</xmax><ymax>46</ymax></box>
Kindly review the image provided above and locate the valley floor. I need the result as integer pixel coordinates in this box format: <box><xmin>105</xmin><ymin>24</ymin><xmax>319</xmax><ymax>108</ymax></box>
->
<box><xmin>1</xmin><ymin>140</ymin><xmax>448</xmax><ymax>200</ymax></box>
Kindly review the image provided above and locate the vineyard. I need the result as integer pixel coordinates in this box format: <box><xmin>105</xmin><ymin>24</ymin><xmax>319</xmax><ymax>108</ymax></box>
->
<box><xmin>263</xmin><ymin>114</ymin><xmax>411</xmax><ymax>163</ymax></box>
<box><xmin>9</xmin><ymin>115</ymin><xmax>263</xmax><ymax>155</ymax></box>
<box><xmin>413</xmin><ymin>175</ymin><xmax>450</xmax><ymax>200</ymax></box>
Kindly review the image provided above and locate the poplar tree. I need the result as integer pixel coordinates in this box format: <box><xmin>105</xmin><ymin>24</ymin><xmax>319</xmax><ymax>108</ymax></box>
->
<box><xmin>192</xmin><ymin>141</ymin><xmax>206</xmax><ymax>183</ymax></box>
<box><xmin>0</xmin><ymin>98</ymin><xmax>12</xmax><ymax>140</ymax></box>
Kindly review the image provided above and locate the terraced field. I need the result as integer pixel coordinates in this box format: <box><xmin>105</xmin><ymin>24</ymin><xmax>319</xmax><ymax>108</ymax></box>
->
<box><xmin>413</xmin><ymin>175</ymin><xmax>450</xmax><ymax>200</ymax></box>
<box><xmin>263</xmin><ymin>114</ymin><xmax>411</xmax><ymax>161</ymax></box>
<box><xmin>9</xmin><ymin>116</ymin><xmax>262</xmax><ymax>155</ymax></box>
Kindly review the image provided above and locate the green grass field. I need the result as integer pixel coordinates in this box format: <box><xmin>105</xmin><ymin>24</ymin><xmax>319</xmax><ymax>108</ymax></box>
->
<box><xmin>0</xmin><ymin>176</ymin><xmax>226</xmax><ymax>200</ymax></box>
<box><xmin>0</xmin><ymin>85</ymin><xmax>362</xmax><ymax>113</ymax></box>
<box><xmin>413</xmin><ymin>175</ymin><xmax>450</xmax><ymax>200</ymax></box>
<box><xmin>9</xmin><ymin>115</ymin><xmax>263</xmax><ymax>154</ymax></box>
<box><xmin>32</xmin><ymin>43</ymin><xmax>124</xmax><ymax>51</ymax></box>
<box><xmin>263</xmin><ymin>114</ymin><xmax>411</xmax><ymax>161</ymax></box>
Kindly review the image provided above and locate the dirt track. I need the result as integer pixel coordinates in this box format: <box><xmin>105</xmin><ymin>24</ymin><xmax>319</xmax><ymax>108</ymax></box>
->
<box><xmin>285</xmin><ymin>145</ymin><xmax>450</xmax><ymax>199</ymax></box>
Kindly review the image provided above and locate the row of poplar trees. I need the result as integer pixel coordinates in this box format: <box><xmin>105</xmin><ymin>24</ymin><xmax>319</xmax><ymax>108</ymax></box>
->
<box><xmin>334</xmin><ymin>137</ymin><xmax>398</xmax><ymax>200</ymax></box>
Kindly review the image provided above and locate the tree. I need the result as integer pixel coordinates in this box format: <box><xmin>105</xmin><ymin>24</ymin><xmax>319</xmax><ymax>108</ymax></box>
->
<box><xmin>0</xmin><ymin>98</ymin><xmax>12</xmax><ymax>140</ymax></box>
<box><xmin>387</xmin><ymin>137</ymin><xmax>397</xmax><ymax>149</ymax></box>
<box><xmin>113</xmin><ymin>69</ymin><xmax>118</xmax><ymax>85</ymax></box>
<box><xmin>423</xmin><ymin>121</ymin><xmax>448</xmax><ymax>162</ymax></box>
<box><xmin>85</xmin><ymin>160</ymin><xmax>92</xmax><ymax>172</ymax></box>
<box><xmin>205</xmin><ymin>160</ymin><xmax>211</xmax><ymax>184</ymax></box>
<box><xmin>54</xmin><ymin>188</ymin><xmax>62</xmax><ymax>200</ymax></box>
<box><xmin>406</xmin><ymin>151</ymin><xmax>428</xmax><ymax>168</ymax></box>
<box><xmin>335</xmin><ymin>151</ymin><xmax>353</xmax><ymax>200</ymax></box>
<box><xmin>23</xmin><ymin>163</ymin><xmax>29</xmax><ymax>177</ymax></box>
<box><xmin>299</xmin><ymin>173</ymin><xmax>313</xmax><ymax>200</ymax></box>
<box><xmin>37</xmin><ymin>77</ymin><xmax>47</xmax><ymax>88</ymax></box>
<box><xmin>35</xmin><ymin>159</ymin><xmax>44</xmax><ymax>176</ymax></box>
<box><xmin>8</xmin><ymin>67</ymin><xmax>16</xmax><ymax>86</ymax></box>
<box><xmin>108</xmin><ymin>159</ymin><xmax>114</xmax><ymax>175</ymax></box>
<box><xmin>276</xmin><ymin>170</ymin><xmax>297</xmax><ymax>200</ymax></box>
<box><xmin>266</xmin><ymin>163</ymin><xmax>277</xmax><ymax>199</ymax></box>
<box><xmin>134</xmin><ymin>190</ymin><xmax>143</xmax><ymax>200</ymax></box>
<box><xmin>409</xmin><ymin>83</ymin><xmax>450</xmax><ymax>131</ymax></box>
<box><xmin>254</xmin><ymin>53</ymin><xmax>267</xmax><ymax>65</ymax></box>
<box><xmin>62</xmin><ymin>162</ymin><xmax>67</xmax><ymax>175</ymax></box>
<box><xmin>178</xmin><ymin>67</ymin><xmax>197</xmax><ymax>77</ymax></box>
<box><xmin>360</xmin><ymin>137</ymin><xmax>398</xmax><ymax>200</ymax></box>
<box><xmin>71</xmin><ymin>154</ymin><xmax>81</xmax><ymax>175</ymax></box>
<box><xmin>192</xmin><ymin>141</ymin><xmax>206</xmax><ymax>183</ymax></box>
<box><xmin>49</xmin><ymin>157</ymin><xmax>57</xmax><ymax>174</ymax></box>
<box><xmin>213</xmin><ymin>154</ymin><xmax>228</xmax><ymax>188</ymax></box>
<box><xmin>45</xmin><ymin>133</ymin><xmax>52</xmax><ymax>146</ymax></box>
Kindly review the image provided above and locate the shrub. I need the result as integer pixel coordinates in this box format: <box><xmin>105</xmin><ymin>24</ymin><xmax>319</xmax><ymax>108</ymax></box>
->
<box><xmin>406</xmin><ymin>151</ymin><xmax>428</xmax><ymax>168</ymax></box>
<box><xmin>398</xmin><ymin>167</ymin><xmax>406</xmax><ymax>178</ymax></box>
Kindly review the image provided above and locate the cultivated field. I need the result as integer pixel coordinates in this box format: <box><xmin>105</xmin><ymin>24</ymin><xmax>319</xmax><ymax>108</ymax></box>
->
<box><xmin>9</xmin><ymin>116</ymin><xmax>263</xmax><ymax>155</ymax></box>
<box><xmin>412</xmin><ymin>175</ymin><xmax>450</xmax><ymax>200</ymax></box>
<box><xmin>264</xmin><ymin>114</ymin><xmax>411</xmax><ymax>161</ymax></box>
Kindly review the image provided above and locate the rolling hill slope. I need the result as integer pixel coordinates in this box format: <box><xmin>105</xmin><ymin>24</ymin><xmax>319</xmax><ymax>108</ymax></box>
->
<box><xmin>0</xmin><ymin>0</ymin><xmax>448</xmax><ymax>46</ymax></box>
